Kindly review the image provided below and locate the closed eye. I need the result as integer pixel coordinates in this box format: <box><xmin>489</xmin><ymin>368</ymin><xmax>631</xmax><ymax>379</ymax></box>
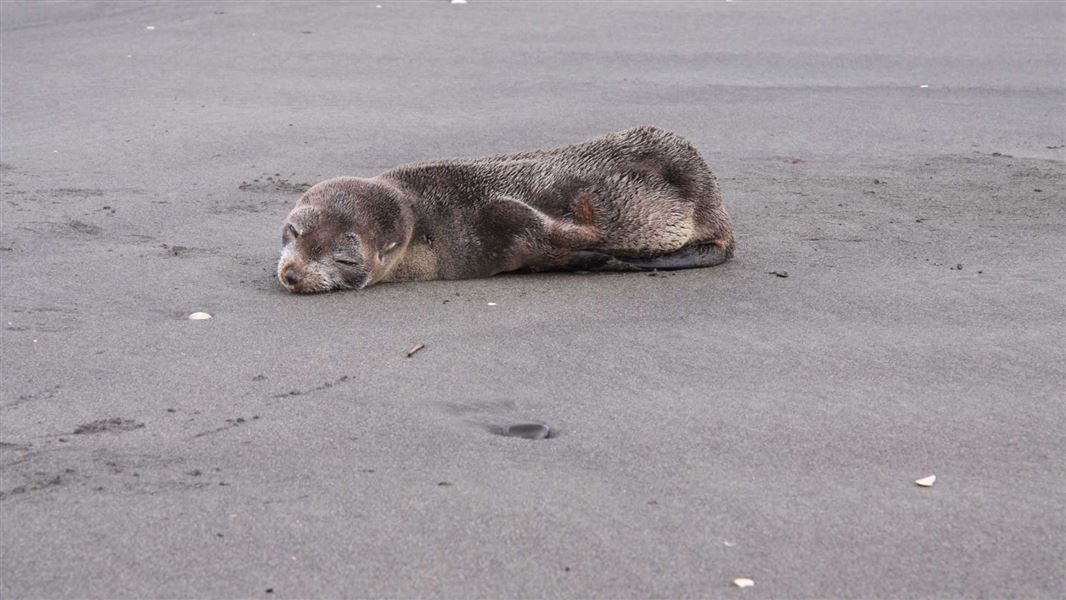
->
<box><xmin>335</xmin><ymin>258</ymin><xmax>360</xmax><ymax>267</ymax></box>
<box><xmin>287</xmin><ymin>223</ymin><xmax>300</xmax><ymax>239</ymax></box>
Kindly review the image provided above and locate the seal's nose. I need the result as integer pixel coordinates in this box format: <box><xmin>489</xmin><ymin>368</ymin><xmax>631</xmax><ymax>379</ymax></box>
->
<box><xmin>284</xmin><ymin>271</ymin><xmax>300</xmax><ymax>286</ymax></box>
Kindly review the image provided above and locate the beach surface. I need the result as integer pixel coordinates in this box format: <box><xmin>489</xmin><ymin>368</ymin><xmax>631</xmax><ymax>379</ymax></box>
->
<box><xmin>1</xmin><ymin>2</ymin><xmax>1064</xmax><ymax>597</ymax></box>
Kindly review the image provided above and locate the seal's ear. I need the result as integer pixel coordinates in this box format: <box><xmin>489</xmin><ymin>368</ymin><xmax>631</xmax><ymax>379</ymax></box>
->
<box><xmin>284</xmin><ymin>205</ymin><xmax>319</xmax><ymax>242</ymax></box>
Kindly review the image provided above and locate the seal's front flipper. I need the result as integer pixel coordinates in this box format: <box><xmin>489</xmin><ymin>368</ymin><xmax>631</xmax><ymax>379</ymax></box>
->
<box><xmin>614</xmin><ymin>242</ymin><xmax>732</xmax><ymax>271</ymax></box>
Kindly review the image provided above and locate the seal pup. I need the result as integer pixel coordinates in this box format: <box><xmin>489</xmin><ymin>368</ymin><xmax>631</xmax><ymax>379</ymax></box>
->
<box><xmin>277</xmin><ymin>126</ymin><xmax>734</xmax><ymax>293</ymax></box>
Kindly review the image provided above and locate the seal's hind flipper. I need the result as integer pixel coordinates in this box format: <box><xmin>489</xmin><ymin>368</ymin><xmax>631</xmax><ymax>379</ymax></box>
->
<box><xmin>614</xmin><ymin>242</ymin><xmax>732</xmax><ymax>271</ymax></box>
<box><xmin>558</xmin><ymin>242</ymin><xmax>731</xmax><ymax>272</ymax></box>
<box><xmin>563</xmin><ymin>251</ymin><xmax>644</xmax><ymax>272</ymax></box>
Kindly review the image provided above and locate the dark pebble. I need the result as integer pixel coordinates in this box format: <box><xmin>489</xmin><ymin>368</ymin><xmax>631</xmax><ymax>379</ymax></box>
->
<box><xmin>506</xmin><ymin>423</ymin><xmax>551</xmax><ymax>440</ymax></box>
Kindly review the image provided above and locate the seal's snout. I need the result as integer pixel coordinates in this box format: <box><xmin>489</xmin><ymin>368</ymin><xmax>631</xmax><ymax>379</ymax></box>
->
<box><xmin>278</xmin><ymin>263</ymin><xmax>309</xmax><ymax>293</ymax></box>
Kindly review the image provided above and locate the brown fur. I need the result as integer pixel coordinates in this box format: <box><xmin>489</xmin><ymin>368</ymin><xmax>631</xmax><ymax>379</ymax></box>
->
<box><xmin>277</xmin><ymin>126</ymin><xmax>734</xmax><ymax>293</ymax></box>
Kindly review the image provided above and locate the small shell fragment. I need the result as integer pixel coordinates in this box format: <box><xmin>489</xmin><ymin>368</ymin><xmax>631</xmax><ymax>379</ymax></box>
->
<box><xmin>733</xmin><ymin>578</ymin><xmax>755</xmax><ymax>588</ymax></box>
<box><xmin>188</xmin><ymin>312</ymin><xmax>213</xmax><ymax>320</ymax></box>
<box><xmin>451</xmin><ymin>0</ymin><xmax>468</xmax><ymax>3</ymax></box>
<box><xmin>915</xmin><ymin>475</ymin><xmax>936</xmax><ymax>487</ymax></box>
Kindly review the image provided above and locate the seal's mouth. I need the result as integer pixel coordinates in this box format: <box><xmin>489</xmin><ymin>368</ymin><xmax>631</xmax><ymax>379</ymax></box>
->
<box><xmin>278</xmin><ymin>272</ymin><xmax>330</xmax><ymax>294</ymax></box>
<box><xmin>277</xmin><ymin>262</ymin><xmax>332</xmax><ymax>294</ymax></box>
<box><xmin>277</xmin><ymin>259</ymin><xmax>368</xmax><ymax>294</ymax></box>
<box><xmin>280</xmin><ymin>280</ymin><xmax>328</xmax><ymax>294</ymax></box>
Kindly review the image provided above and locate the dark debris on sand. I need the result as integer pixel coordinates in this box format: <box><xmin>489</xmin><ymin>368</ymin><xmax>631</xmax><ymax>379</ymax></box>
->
<box><xmin>72</xmin><ymin>418</ymin><xmax>145</xmax><ymax>435</ymax></box>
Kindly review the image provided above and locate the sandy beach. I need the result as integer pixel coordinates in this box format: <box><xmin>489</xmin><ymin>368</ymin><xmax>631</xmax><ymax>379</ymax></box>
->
<box><xmin>1</xmin><ymin>2</ymin><xmax>1063</xmax><ymax>597</ymax></box>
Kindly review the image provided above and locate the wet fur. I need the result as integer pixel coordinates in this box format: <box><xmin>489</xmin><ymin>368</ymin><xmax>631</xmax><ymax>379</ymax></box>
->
<box><xmin>278</xmin><ymin>126</ymin><xmax>735</xmax><ymax>292</ymax></box>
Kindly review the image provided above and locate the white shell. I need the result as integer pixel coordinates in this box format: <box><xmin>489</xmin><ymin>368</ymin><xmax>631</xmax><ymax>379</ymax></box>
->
<box><xmin>451</xmin><ymin>0</ymin><xmax>467</xmax><ymax>3</ymax></box>
<box><xmin>733</xmin><ymin>578</ymin><xmax>755</xmax><ymax>588</ymax></box>
<box><xmin>188</xmin><ymin>312</ymin><xmax>213</xmax><ymax>320</ymax></box>
<box><xmin>915</xmin><ymin>475</ymin><xmax>936</xmax><ymax>487</ymax></box>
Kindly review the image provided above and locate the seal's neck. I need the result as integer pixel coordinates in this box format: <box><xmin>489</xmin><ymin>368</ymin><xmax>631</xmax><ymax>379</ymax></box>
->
<box><xmin>367</xmin><ymin>176</ymin><xmax>436</xmax><ymax>282</ymax></box>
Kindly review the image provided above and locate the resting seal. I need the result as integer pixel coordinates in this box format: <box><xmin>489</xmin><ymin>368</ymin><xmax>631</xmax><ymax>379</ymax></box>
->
<box><xmin>277</xmin><ymin>126</ymin><xmax>734</xmax><ymax>293</ymax></box>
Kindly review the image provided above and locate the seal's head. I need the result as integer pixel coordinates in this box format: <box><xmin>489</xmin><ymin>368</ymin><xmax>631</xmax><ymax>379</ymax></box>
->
<box><xmin>277</xmin><ymin>177</ymin><xmax>412</xmax><ymax>293</ymax></box>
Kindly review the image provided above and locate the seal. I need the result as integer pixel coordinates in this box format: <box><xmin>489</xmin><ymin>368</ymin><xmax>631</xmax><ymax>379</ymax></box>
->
<box><xmin>277</xmin><ymin>126</ymin><xmax>734</xmax><ymax>293</ymax></box>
